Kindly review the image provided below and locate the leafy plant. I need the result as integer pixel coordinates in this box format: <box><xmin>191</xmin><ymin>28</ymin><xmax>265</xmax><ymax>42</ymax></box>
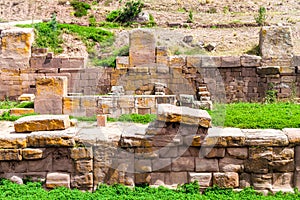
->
<box><xmin>92</xmin><ymin>45</ymin><xmax>129</xmax><ymax>67</ymax></box>
<box><xmin>146</xmin><ymin>14</ymin><xmax>156</xmax><ymax>27</ymax></box>
<box><xmin>0</xmin><ymin>111</ymin><xmax>37</xmax><ymax>121</ymax></box>
<box><xmin>187</xmin><ymin>10</ymin><xmax>194</xmax><ymax>23</ymax></box>
<box><xmin>255</xmin><ymin>6</ymin><xmax>267</xmax><ymax>26</ymax></box>
<box><xmin>106</xmin><ymin>0</ymin><xmax>144</xmax><ymax>24</ymax></box>
<box><xmin>89</xmin><ymin>15</ymin><xmax>97</xmax><ymax>27</ymax></box>
<box><xmin>70</xmin><ymin>0</ymin><xmax>91</xmax><ymax>17</ymax></box>
<box><xmin>265</xmin><ymin>83</ymin><xmax>278</xmax><ymax>103</ymax></box>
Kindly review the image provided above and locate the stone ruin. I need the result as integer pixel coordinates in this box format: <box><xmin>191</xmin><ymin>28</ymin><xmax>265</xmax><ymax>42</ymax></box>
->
<box><xmin>1</xmin><ymin>25</ymin><xmax>300</xmax><ymax>193</ymax></box>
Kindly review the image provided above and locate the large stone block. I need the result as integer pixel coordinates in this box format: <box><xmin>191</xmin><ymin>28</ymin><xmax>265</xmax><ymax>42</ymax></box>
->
<box><xmin>252</xmin><ymin>174</ymin><xmax>272</xmax><ymax>190</ymax></box>
<box><xmin>70</xmin><ymin>147</ymin><xmax>93</xmax><ymax>160</ymax></box>
<box><xmin>129</xmin><ymin>29</ymin><xmax>156</xmax><ymax>67</ymax></box>
<box><xmin>157</xmin><ymin>104</ymin><xmax>211</xmax><ymax>127</ymax></box>
<box><xmin>241</xmin><ymin>55</ymin><xmax>261</xmax><ymax>67</ymax></box>
<box><xmin>0</xmin><ymin>149</ymin><xmax>22</xmax><ymax>161</ymax></box>
<box><xmin>195</xmin><ymin>158</ymin><xmax>219</xmax><ymax>172</ymax></box>
<box><xmin>227</xmin><ymin>148</ymin><xmax>248</xmax><ymax>159</ymax></box>
<box><xmin>243</xmin><ymin>129</ymin><xmax>288</xmax><ymax>146</ymax></box>
<box><xmin>0</xmin><ymin>28</ymin><xmax>34</xmax><ymax>69</ymax></box>
<box><xmin>203</xmin><ymin>128</ymin><xmax>245</xmax><ymax>147</ymax></box>
<box><xmin>27</xmin><ymin>128</ymin><xmax>77</xmax><ymax>147</ymax></box>
<box><xmin>259</xmin><ymin>26</ymin><xmax>293</xmax><ymax>65</ymax></box>
<box><xmin>71</xmin><ymin>173</ymin><xmax>93</xmax><ymax>189</ymax></box>
<box><xmin>34</xmin><ymin>97</ymin><xmax>63</xmax><ymax>114</ymax></box>
<box><xmin>213</xmin><ymin>172</ymin><xmax>239</xmax><ymax>188</ymax></box>
<box><xmin>22</xmin><ymin>148</ymin><xmax>43</xmax><ymax>160</ymax></box>
<box><xmin>35</xmin><ymin>76</ymin><xmax>68</xmax><ymax>97</ymax></box>
<box><xmin>221</xmin><ymin>56</ymin><xmax>241</xmax><ymax>67</ymax></box>
<box><xmin>172</xmin><ymin>157</ymin><xmax>195</xmax><ymax>172</ymax></box>
<box><xmin>188</xmin><ymin>172</ymin><xmax>212</xmax><ymax>188</ymax></box>
<box><xmin>46</xmin><ymin>172</ymin><xmax>70</xmax><ymax>189</ymax></box>
<box><xmin>283</xmin><ymin>128</ymin><xmax>300</xmax><ymax>144</ymax></box>
<box><xmin>219</xmin><ymin>157</ymin><xmax>244</xmax><ymax>172</ymax></box>
<box><xmin>0</xmin><ymin>134</ymin><xmax>27</xmax><ymax>149</ymax></box>
<box><xmin>14</xmin><ymin>115</ymin><xmax>70</xmax><ymax>133</ymax></box>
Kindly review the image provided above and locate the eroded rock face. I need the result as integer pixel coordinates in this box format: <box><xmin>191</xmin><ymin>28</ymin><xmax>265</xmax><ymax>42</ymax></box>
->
<box><xmin>14</xmin><ymin>115</ymin><xmax>70</xmax><ymax>133</ymax></box>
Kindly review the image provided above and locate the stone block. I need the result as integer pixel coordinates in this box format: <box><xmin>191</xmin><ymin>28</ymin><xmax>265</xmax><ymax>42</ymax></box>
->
<box><xmin>195</xmin><ymin>158</ymin><xmax>218</xmax><ymax>172</ymax></box>
<box><xmin>0</xmin><ymin>149</ymin><xmax>22</xmax><ymax>161</ymax></box>
<box><xmin>189</xmin><ymin>173</ymin><xmax>212</xmax><ymax>188</ymax></box>
<box><xmin>71</xmin><ymin>173</ymin><xmax>93</xmax><ymax>189</ymax></box>
<box><xmin>0</xmin><ymin>134</ymin><xmax>27</xmax><ymax>149</ymax></box>
<box><xmin>280</xmin><ymin>66</ymin><xmax>296</xmax><ymax>74</ymax></box>
<box><xmin>243</xmin><ymin>129</ymin><xmax>288</xmax><ymax>146</ymax></box>
<box><xmin>201</xmin><ymin>56</ymin><xmax>221</xmax><ymax>68</ymax></box>
<box><xmin>14</xmin><ymin>115</ymin><xmax>70</xmax><ymax>133</ymax></box>
<box><xmin>227</xmin><ymin>148</ymin><xmax>248</xmax><ymax>159</ymax></box>
<box><xmin>75</xmin><ymin>160</ymin><xmax>93</xmax><ymax>174</ymax></box>
<box><xmin>259</xmin><ymin>26</ymin><xmax>293</xmax><ymax>61</ymax></box>
<box><xmin>203</xmin><ymin>128</ymin><xmax>245</xmax><ymax>147</ymax></box>
<box><xmin>27</xmin><ymin>156</ymin><xmax>52</xmax><ymax>172</ymax></box>
<box><xmin>221</xmin><ymin>56</ymin><xmax>241</xmax><ymax>67</ymax></box>
<box><xmin>129</xmin><ymin>29</ymin><xmax>156</xmax><ymax>67</ymax></box>
<box><xmin>172</xmin><ymin>157</ymin><xmax>195</xmax><ymax>172</ymax></box>
<box><xmin>97</xmin><ymin>115</ymin><xmax>107</xmax><ymax>127</ymax></box>
<box><xmin>27</xmin><ymin>128</ymin><xmax>76</xmax><ymax>147</ymax></box>
<box><xmin>35</xmin><ymin>76</ymin><xmax>68</xmax><ymax>97</ymax></box>
<box><xmin>159</xmin><ymin>147</ymin><xmax>178</xmax><ymax>158</ymax></box>
<box><xmin>257</xmin><ymin>66</ymin><xmax>280</xmax><ymax>75</ymax></box>
<box><xmin>200</xmin><ymin>148</ymin><xmax>225</xmax><ymax>158</ymax></box>
<box><xmin>186</xmin><ymin>56</ymin><xmax>201</xmax><ymax>68</ymax></box>
<box><xmin>168</xmin><ymin>56</ymin><xmax>186</xmax><ymax>69</ymax></box>
<box><xmin>135</xmin><ymin>173</ymin><xmax>151</xmax><ymax>184</ymax></box>
<box><xmin>157</xmin><ymin>104</ymin><xmax>211</xmax><ymax>128</ymax></box>
<box><xmin>152</xmin><ymin>158</ymin><xmax>172</xmax><ymax>172</ymax></box>
<box><xmin>70</xmin><ymin>147</ymin><xmax>93</xmax><ymax>160</ymax></box>
<box><xmin>244</xmin><ymin>158</ymin><xmax>269</xmax><ymax>173</ymax></box>
<box><xmin>272</xmin><ymin>173</ymin><xmax>293</xmax><ymax>190</ymax></box>
<box><xmin>240</xmin><ymin>173</ymin><xmax>251</xmax><ymax>188</ymax></box>
<box><xmin>241</xmin><ymin>55</ymin><xmax>261</xmax><ymax>67</ymax></box>
<box><xmin>156</xmin><ymin>46</ymin><xmax>169</xmax><ymax>57</ymax></box>
<box><xmin>252</xmin><ymin>174</ymin><xmax>272</xmax><ymax>190</ymax></box>
<box><xmin>135</xmin><ymin>159</ymin><xmax>152</xmax><ymax>173</ymax></box>
<box><xmin>116</xmin><ymin>56</ymin><xmax>129</xmax><ymax>69</ymax></box>
<box><xmin>22</xmin><ymin>148</ymin><xmax>43</xmax><ymax>160</ymax></box>
<box><xmin>10</xmin><ymin>108</ymin><xmax>35</xmax><ymax>116</ymax></box>
<box><xmin>213</xmin><ymin>172</ymin><xmax>239</xmax><ymax>188</ymax></box>
<box><xmin>46</xmin><ymin>172</ymin><xmax>70</xmax><ymax>189</ymax></box>
<box><xmin>165</xmin><ymin>172</ymin><xmax>188</xmax><ymax>185</ymax></box>
<box><xmin>219</xmin><ymin>157</ymin><xmax>244</xmax><ymax>172</ymax></box>
<box><xmin>34</xmin><ymin>97</ymin><xmax>63</xmax><ymax>115</ymax></box>
<box><xmin>18</xmin><ymin>94</ymin><xmax>35</xmax><ymax>102</ymax></box>
<box><xmin>284</xmin><ymin>128</ymin><xmax>300</xmax><ymax>144</ymax></box>
<box><xmin>0</xmin><ymin>28</ymin><xmax>34</xmax><ymax>69</ymax></box>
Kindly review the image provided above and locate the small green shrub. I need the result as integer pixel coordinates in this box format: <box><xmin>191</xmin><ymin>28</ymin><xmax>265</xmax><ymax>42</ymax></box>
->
<box><xmin>92</xmin><ymin>45</ymin><xmax>129</xmax><ymax>67</ymax></box>
<box><xmin>16</xmin><ymin>101</ymin><xmax>34</xmax><ymax>108</ymax></box>
<box><xmin>255</xmin><ymin>6</ymin><xmax>267</xmax><ymax>26</ymax></box>
<box><xmin>187</xmin><ymin>10</ymin><xmax>194</xmax><ymax>23</ymax></box>
<box><xmin>70</xmin><ymin>0</ymin><xmax>91</xmax><ymax>17</ymax></box>
<box><xmin>265</xmin><ymin>83</ymin><xmax>278</xmax><ymax>103</ymax></box>
<box><xmin>106</xmin><ymin>0</ymin><xmax>144</xmax><ymax>24</ymax></box>
<box><xmin>89</xmin><ymin>15</ymin><xmax>97</xmax><ymax>27</ymax></box>
<box><xmin>0</xmin><ymin>111</ymin><xmax>37</xmax><ymax>121</ymax></box>
<box><xmin>146</xmin><ymin>14</ymin><xmax>156</xmax><ymax>27</ymax></box>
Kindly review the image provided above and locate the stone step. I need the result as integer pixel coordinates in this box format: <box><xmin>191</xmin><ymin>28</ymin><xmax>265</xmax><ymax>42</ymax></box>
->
<box><xmin>14</xmin><ymin>115</ymin><xmax>70</xmax><ymax>133</ymax></box>
<box><xmin>199</xmin><ymin>91</ymin><xmax>211</xmax><ymax>97</ymax></box>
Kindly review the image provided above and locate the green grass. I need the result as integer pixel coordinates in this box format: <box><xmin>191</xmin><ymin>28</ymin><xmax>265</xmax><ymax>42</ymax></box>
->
<box><xmin>17</xmin><ymin>23</ymin><xmax>114</xmax><ymax>55</ymax></box>
<box><xmin>71</xmin><ymin>113</ymin><xmax>156</xmax><ymax>124</ymax></box>
<box><xmin>0</xmin><ymin>179</ymin><xmax>300</xmax><ymax>199</ymax></box>
<box><xmin>209</xmin><ymin>102</ymin><xmax>300</xmax><ymax>129</ymax></box>
<box><xmin>0</xmin><ymin>101</ymin><xmax>34</xmax><ymax>109</ymax></box>
<box><xmin>0</xmin><ymin>111</ymin><xmax>37</xmax><ymax>121</ymax></box>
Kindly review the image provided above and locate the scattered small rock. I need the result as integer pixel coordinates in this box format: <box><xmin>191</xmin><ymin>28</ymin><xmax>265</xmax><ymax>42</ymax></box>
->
<box><xmin>204</xmin><ymin>42</ymin><xmax>217</xmax><ymax>52</ymax></box>
<box><xmin>10</xmin><ymin>176</ymin><xmax>23</xmax><ymax>185</ymax></box>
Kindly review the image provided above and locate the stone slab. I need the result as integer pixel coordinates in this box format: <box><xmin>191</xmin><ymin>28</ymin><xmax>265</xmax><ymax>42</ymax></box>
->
<box><xmin>203</xmin><ymin>128</ymin><xmax>245</xmax><ymax>147</ymax></box>
<box><xmin>283</xmin><ymin>128</ymin><xmax>300</xmax><ymax>144</ymax></box>
<box><xmin>14</xmin><ymin>115</ymin><xmax>70</xmax><ymax>133</ymax></box>
<box><xmin>10</xmin><ymin>108</ymin><xmax>34</xmax><ymax>116</ymax></box>
<box><xmin>0</xmin><ymin>134</ymin><xmax>27</xmax><ymax>149</ymax></box>
<box><xmin>157</xmin><ymin>104</ymin><xmax>211</xmax><ymax>127</ymax></box>
<box><xmin>243</xmin><ymin>129</ymin><xmax>288</xmax><ymax>146</ymax></box>
<box><xmin>46</xmin><ymin>172</ymin><xmax>70</xmax><ymax>189</ymax></box>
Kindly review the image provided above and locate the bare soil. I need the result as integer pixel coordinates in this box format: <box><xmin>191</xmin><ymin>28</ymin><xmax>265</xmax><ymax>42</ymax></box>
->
<box><xmin>1</xmin><ymin>0</ymin><xmax>300</xmax><ymax>56</ymax></box>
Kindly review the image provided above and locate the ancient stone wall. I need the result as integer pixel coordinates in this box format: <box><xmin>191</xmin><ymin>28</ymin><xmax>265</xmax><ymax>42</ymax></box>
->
<box><xmin>3</xmin><ymin>104</ymin><xmax>300</xmax><ymax>193</ymax></box>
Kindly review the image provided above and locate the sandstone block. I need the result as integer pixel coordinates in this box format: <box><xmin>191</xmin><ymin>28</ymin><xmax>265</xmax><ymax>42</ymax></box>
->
<box><xmin>195</xmin><ymin>158</ymin><xmax>218</xmax><ymax>172</ymax></box>
<box><xmin>27</xmin><ymin>128</ymin><xmax>77</xmax><ymax>147</ymax></box>
<box><xmin>10</xmin><ymin>108</ymin><xmax>34</xmax><ymax>116</ymax></box>
<box><xmin>159</xmin><ymin>147</ymin><xmax>178</xmax><ymax>158</ymax></box>
<box><xmin>14</xmin><ymin>115</ymin><xmax>70</xmax><ymax>133</ymax></box>
<box><xmin>70</xmin><ymin>147</ymin><xmax>93</xmax><ymax>160</ymax></box>
<box><xmin>0</xmin><ymin>149</ymin><xmax>22</xmax><ymax>161</ymax></box>
<box><xmin>241</xmin><ymin>55</ymin><xmax>261</xmax><ymax>67</ymax></box>
<box><xmin>157</xmin><ymin>104</ymin><xmax>211</xmax><ymax>127</ymax></box>
<box><xmin>243</xmin><ymin>129</ymin><xmax>288</xmax><ymax>146</ymax></box>
<box><xmin>0</xmin><ymin>134</ymin><xmax>27</xmax><ymax>149</ymax></box>
<box><xmin>22</xmin><ymin>148</ymin><xmax>43</xmax><ymax>160</ymax></box>
<box><xmin>18</xmin><ymin>94</ymin><xmax>35</xmax><ymax>102</ymax></box>
<box><xmin>152</xmin><ymin>158</ymin><xmax>172</xmax><ymax>172</ymax></box>
<box><xmin>129</xmin><ymin>29</ymin><xmax>156</xmax><ymax>67</ymax></box>
<box><xmin>257</xmin><ymin>66</ymin><xmax>280</xmax><ymax>75</ymax></box>
<box><xmin>240</xmin><ymin>173</ymin><xmax>251</xmax><ymax>188</ymax></box>
<box><xmin>75</xmin><ymin>160</ymin><xmax>93</xmax><ymax>174</ymax></box>
<box><xmin>201</xmin><ymin>56</ymin><xmax>221</xmax><ymax>68</ymax></box>
<box><xmin>135</xmin><ymin>173</ymin><xmax>151</xmax><ymax>184</ymax></box>
<box><xmin>35</xmin><ymin>76</ymin><xmax>68</xmax><ymax>97</ymax></box>
<box><xmin>97</xmin><ymin>115</ymin><xmax>107</xmax><ymax>127</ymax></box>
<box><xmin>272</xmin><ymin>173</ymin><xmax>293</xmax><ymax>190</ymax></box>
<box><xmin>116</xmin><ymin>56</ymin><xmax>129</xmax><ymax>69</ymax></box>
<box><xmin>221</xmin><ymin>56</ymin><xmax>241</xmax><ymax>67</ymax></box>
<box><xmin>168</xmin><ymin>56</ymin><xmax>186</xmax><ymax>69</ymax></box>
<box><xmin>259</xmin><ymin>26</ymin><xmax>293</xmax><ymax>62</ymax></box>
<box><xmin>186</xmin><ymin>56</ymin><xmax>201</xmax><ymax>68</ymax></box>
<box><xmin>172</xmin><ymin>157</ymin><xmax>195</xmax><ymax>172</ymax></box>
<box><xmin>200</xmin><ymin>148</ymin><xmax>225</xmax><ymax>158</ymax></box>
<box><xmin>188</xmin><ymin>172</ymin><xmax>212</xmax><ymax>188</ymax></box>
<box><xmin>219</xmin><ymin>157</ymin><xmax>244</xmax><ymax>172</ymax></box>
<box><xmin>227</xmin><ymin>148</ymin><xmax>248</xmax><ymax>159</ymax></box>
<box><xmin>71</xmin><ymin>173</ymin><xmax>93</xmax><ymax>189</ymax></box>
<box><xmin>135</xmin><ymin>159</ymin><xmax>152</xmax><ymax>173</ymax></box>
<box><xmin>213</xmin><ymin>172</ymin><xmax>239</xmax><ymax>188</ymax></box>
<box><xmin>156</xmin><ymin>46</ymin><xmax>169</xmax><ymax>57</ymax></box>
<box><xmin>34</xmin><ymin>97</ymin><xmax>63</xmax><ymax>115</ymax></box>
<box><xmin>165</xmin><ymin>172</ymin><xmax>188</xmax><ymax>185</ymax></box>
<box><xmin>252</xmin><ymin>174</ymin><xmax>272</xmax><ymax>190</ymax></box>
<box><xmin>203</xmin><ymin>128</ymin><xmax>245</xmax><ymax>147</ymax></box>
<box><xmin>244</xmin><ymin>158</ymin><xmax>269</xmax><ymax>173</ymax></box>
<box><xmin>283</xmin><ymin>128</ymin><xmax>300</xmax><ymax>144</ymax></box>
<box><xmin>46</xmin><ymin>172</ymin><xmax>70</xmax><ymax>189</ymax></box>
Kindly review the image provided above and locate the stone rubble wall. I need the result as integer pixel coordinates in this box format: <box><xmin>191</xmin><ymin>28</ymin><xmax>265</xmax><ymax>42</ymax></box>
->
<box><xmin>3</xmin><ymin>105</ymin><xmax>300</xmax><ymax>193</ymax></box>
